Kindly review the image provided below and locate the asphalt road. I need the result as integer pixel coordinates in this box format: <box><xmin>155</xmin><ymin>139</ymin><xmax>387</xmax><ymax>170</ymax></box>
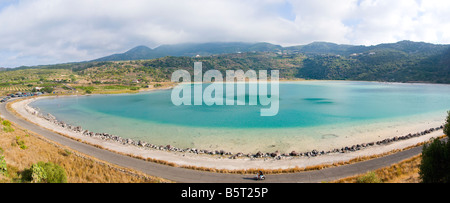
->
<box><xmin>0</xmin><ymin>99</ymin><xmax>425</xmax><ymax>183</ymax></box>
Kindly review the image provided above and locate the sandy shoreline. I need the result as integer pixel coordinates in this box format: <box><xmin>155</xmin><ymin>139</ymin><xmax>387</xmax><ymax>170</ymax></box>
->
<box><xmin>9</xmin><ymin>96</ymin><xmax>445</xmax><ymax>170</ymax></box>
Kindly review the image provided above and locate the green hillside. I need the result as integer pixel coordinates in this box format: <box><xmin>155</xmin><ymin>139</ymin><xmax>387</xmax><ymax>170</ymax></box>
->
<box><xmin>4</xmin><ymin>41</ymin><xmax>450</xmax><ymax>87</ymax></box>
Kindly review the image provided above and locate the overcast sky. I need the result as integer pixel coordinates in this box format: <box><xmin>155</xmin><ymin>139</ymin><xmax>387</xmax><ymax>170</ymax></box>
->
<box><xmin>1</xmin><ymin>0</ymin><xmax>450</xmax><ymax>68</ymax></box>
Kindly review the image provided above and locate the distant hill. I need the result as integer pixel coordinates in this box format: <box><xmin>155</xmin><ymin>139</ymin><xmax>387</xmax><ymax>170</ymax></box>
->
<box><xmin>93</xmin><ymin>40</ymin><xmax>449</xmax><ymax>62</ymax></box>
<box><xmin>285</xmin><ymin>42</ymin><xmax>356</xmax><ymax>55</ymax></box>
<box><xmin>11</xmin><ymin>40</ymin><xmax>450</xmax><ymax>84</ymax></box>
<box><xmin>286</xmin><ymin>40</ymin><xmax>449</xmax><ymax>56</ymax></box>
<box><xmin>93</xmin><ymin>46</ymin><xmax>162</xmax><ymax>61</ymax></box>
<box><xmin>93</xmin><ymin>42</ymin><xmax>283</xmax><ymax>62</ymax></box>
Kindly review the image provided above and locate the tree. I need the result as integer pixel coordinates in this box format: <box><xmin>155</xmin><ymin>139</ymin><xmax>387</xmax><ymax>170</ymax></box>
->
<box><xmin>41</xmin><ymin>87</ymin><xmax>54</xmax><ymax>93</ymax></box>
<box><xmin>419</xmin><ymin>112</ymin><xmax>450</xmax><ymax>183</ymax></box>
<box><xmin>70</xmin><ymin>75</ymin><xmax>77</xmax><ymax>83</ymax></box>
<box><xmin>419</xmin><ymin>138</ymin><xmax>450</xmax><ymax>183</ymax></box>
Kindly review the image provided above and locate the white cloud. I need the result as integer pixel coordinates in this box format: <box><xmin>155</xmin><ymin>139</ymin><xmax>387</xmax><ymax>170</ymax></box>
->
<box><xmin>0</xmin><ymin>0</ymin><xmax>450</xmax><ymax>67</ymax></box>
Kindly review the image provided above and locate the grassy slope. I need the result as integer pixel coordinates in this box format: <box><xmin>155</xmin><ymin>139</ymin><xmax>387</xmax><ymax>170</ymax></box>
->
<box><xmin>0</xmin><ymin>118</ymin><xmax>171</xmax><ymax>183</ymax></box>
<box><xmin>332</xmin><ymin>155</ymin><xmax>422</xmax><ymax>183</ymax></box>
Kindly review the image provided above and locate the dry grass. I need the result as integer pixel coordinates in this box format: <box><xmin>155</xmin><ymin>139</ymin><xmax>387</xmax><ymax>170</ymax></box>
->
<box><xmin>332</xmin><ymin>154</ymin><xmax>422</xmax><ymax>183</ymax></box>
<box><xmin>0</xmin><ymin>118</ymin><xmax>171</xmax><ymax>183</ymax></box>
<box><xmin>332</xmin><ymin>136</ymin><xmax>448</xmax><ymax>183</ymax></box>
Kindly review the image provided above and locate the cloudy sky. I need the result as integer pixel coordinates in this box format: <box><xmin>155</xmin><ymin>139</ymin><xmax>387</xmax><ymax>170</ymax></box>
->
<box><xmin>1</xmin><ymin>0</ymin><xmax>450</xmax><ymax>68</ymax></box>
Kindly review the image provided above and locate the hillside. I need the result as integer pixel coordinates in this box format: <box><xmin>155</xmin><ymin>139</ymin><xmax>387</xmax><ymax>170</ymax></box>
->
<box><xmin>94</xmin><ymin>46</ymin><xmax>162</xmax><ymax>61</ymax></box>
<box><xmin>86</xmin><ymin>40</ymin><xmax>450</xmax><ymax>84</ymax></box>
<box><xmin>3</xmin><ymin>41</ymin><xmax>450</xmax><ymax>91</ymax></box>
<box><xmin>93</xmin><ymin>42</ymin><xmax>283</xmax><ymax>62</ymax></box>
<box><xmin>93</xmin><ymin>40</ymin><xmax>449</xmax><ymax>62</ymax></box>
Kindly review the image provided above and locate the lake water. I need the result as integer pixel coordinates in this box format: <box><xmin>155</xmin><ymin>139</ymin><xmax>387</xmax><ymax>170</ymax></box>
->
<box><xmin>30</xmin><ymin>81</ymin><xmax>450</xmax><ymax>153</ymax></box>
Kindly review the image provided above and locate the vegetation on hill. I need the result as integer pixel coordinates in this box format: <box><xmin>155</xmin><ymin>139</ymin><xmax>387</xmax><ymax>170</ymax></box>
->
<box><xmin>1</xmin><ymin>40</ymin><xmax>449</xmax><ymax>96</ymax></box>
<box><xmin>93</xmin><ymin>40</ymin><xmax>449</xmax><ymax>61</ymax></box>
<box><xmin>93</xmin><ymin>42</ymin><xmax>284</xmax><ymax>62</ymax></box>
<box><xmin>83</xmin><ymin>43</ymin><xmax>450</xmax><ymax>84</ymax></box>
<box><xmin>297</xmin><ymin>48</ymin><xmax>450</xmax><ymax>83</ymax></box>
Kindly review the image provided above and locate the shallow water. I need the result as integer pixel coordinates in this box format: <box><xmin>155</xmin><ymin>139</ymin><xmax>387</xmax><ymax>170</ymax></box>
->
<box><xmin>31</xmin><ymin>81</ymin><xmax>450</xmax><ymax>153</ymax></box>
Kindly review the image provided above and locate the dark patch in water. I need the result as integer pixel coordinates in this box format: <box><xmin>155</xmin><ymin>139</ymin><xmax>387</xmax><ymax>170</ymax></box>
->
<box><xmin>317</xmin><ymin>101</ymin><xmax>334</xmax><ymax>104</ymax></box>
<box><xmin>304</xmin><ymin>98</ymin><xmax>327</xmax><ymax>101</ymax></box>
<box><xmin>304</xmin><ymin>98</ymin><xmax>334</xmax><ymax>104</ymax></box>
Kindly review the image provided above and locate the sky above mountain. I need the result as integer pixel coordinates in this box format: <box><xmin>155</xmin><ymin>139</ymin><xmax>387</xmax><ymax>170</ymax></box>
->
<box><xmin>1</xmin><ymin>0</ymin><xmax>450</xmax><ymax>68</ymax></box>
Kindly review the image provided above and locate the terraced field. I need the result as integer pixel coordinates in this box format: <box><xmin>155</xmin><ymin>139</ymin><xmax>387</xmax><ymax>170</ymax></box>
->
<box><xmin>0</xmin><ymin>85</ymin><xmax>32</xmax><ymax>92</ymax></box>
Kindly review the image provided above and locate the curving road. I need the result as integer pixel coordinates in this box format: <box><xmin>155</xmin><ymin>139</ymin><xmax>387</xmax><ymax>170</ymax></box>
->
<box><xmin>0</xmin><ymin>99</ymin><xmax>426</xmax><ymax>183</ymax></box>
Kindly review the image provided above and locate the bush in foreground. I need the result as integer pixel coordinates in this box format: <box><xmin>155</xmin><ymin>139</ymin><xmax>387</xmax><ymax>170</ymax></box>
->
<box><xmin>2</xmin><ymin>120</ymin><xmax>14</xmax><ymax>133</ymax></box>
<box><xmin>419</xmin><ymin>112</ymin><xmax>450</xmax><ymax>183</ymax></box>
<box><xmin>444</xmin><ymin>111</ymin><xmax>449</xmax><ymax>137</ymax></box>
<box><xmin>39</xmin><ymin>162</ymin><xmax>67</xmax><ymax>183</ymax></box>
<box><xmin>419</xmin><ymin>138</ymin><xmax>450</xmax><ymax>183</ymax></box>
<box><xmin>0</xmin><ymin>155</ymin><xmax>7</xmax><ymax>176</ymax></box>
<box><xmin>30</xmin><ymin>164</ymin><xmax>47</xmax><ymax>183</ymax></box>
<box><xmin>22</xmin><ymin>162</ymin><xmax>67</xmax><ymax>183</ymax></box>
<box><xmin>356</xmin><ymin>172</ymin><xmax>382</xmax><ymax>183</ymax></box>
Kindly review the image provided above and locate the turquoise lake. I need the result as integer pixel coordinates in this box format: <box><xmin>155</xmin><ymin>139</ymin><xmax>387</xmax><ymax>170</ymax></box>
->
<box><xmin>30</xmin><ymin>81</ymin><xmax>450</xmax><ymax>153</ymax></box>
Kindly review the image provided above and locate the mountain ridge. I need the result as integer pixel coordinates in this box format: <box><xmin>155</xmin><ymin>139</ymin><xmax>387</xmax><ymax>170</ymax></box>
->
<box><xmin>7</xmin><ymin>40</ymin><xmax>450</xmax><ymax>84</ymax></box>
<box><xmin>92</xmin><ymin>40</ymin><xmax>450</xmax><ymax>62</ymax></box>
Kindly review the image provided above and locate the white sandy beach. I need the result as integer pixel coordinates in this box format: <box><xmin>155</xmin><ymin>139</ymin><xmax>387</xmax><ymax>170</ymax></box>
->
<box><xmin>9</xmin><ymin>96</ymin><xmax>445</xmax><ymax>170</ymax></box>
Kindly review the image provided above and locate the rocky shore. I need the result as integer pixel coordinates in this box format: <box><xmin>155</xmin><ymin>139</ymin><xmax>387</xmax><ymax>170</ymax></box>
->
<box><xmin>26</xmin><ymin>105</ymin><xmax>445</xmax><ymax>161</ymax></box>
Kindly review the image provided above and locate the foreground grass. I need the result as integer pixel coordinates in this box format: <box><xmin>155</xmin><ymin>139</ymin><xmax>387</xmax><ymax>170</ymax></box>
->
<box><xmin>332</xmin><ymin>154</ymin><xmax>422</xmax><ymax>183</ymax></box>
<box><xmin>0</xmin><ymin>118</ymin><xmax>171</xmax><ymax>183</ymax></box>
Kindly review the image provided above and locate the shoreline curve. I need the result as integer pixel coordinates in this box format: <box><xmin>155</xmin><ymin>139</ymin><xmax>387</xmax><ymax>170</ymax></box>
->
<box><xmin>7</xmin><ymin>96</ymin><xmax>445</xmax><ymax>171</ymax></box>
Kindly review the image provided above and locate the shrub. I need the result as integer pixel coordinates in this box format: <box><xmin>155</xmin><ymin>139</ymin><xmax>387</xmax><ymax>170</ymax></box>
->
<box><xmin>2</xmin><ymin>120</ymin><xmax>11</xmax><ymax>127</ymax></box>
<box><xmin>2</xmin><ymin>120</ymin><xmax>14</xmax><ymax>132</ymax></box>
<box><xmin>3</xmin><ymin>126</ymin><xmax>14</xmax><ymax>133</ymax></box>
<box><xmin>444</xmin><ymin>111</ymin><xmax>450</xmax><ymax>136</ymax></box>
<box><xmin>41</xmin><ymin>87</ymin><xmax>54</xmax><ymax>93</ymax></box>
<box><xmin>419</xmin><ymin>138</ymin><xmax>450</xmax><ymax>183</ymax></box>
<box><xmin>15</xmin><ymin>136</ymin><xmax>27</xmax><ymax>150</ymax></box>
<box><xmin>0</xmin><ymin>155</ymin><xmax>7</xmax><ymax>176</ymax></box>
<box><xmin>59</xmin><ymin>149</ymin><xmax>72</xmax><ymax>157</ymax></box>
<box><xmin>356</xmin><ymin>172</ymin><xmax>382</xmax><ymax>183</ymax></box>
<box><xmin>23</xmin><ymin>162</ymin><xmax>67</xmax><ymax>183</ymax></box>
<box><xmin>30</xmin><ymin>164</ymin><xmax>47</xmax><ymax>183</ymax></box>
<box><xmin>36</xmin><ymin>162</ymin><xmax>67</xmax><ymax>183</ymax></box>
